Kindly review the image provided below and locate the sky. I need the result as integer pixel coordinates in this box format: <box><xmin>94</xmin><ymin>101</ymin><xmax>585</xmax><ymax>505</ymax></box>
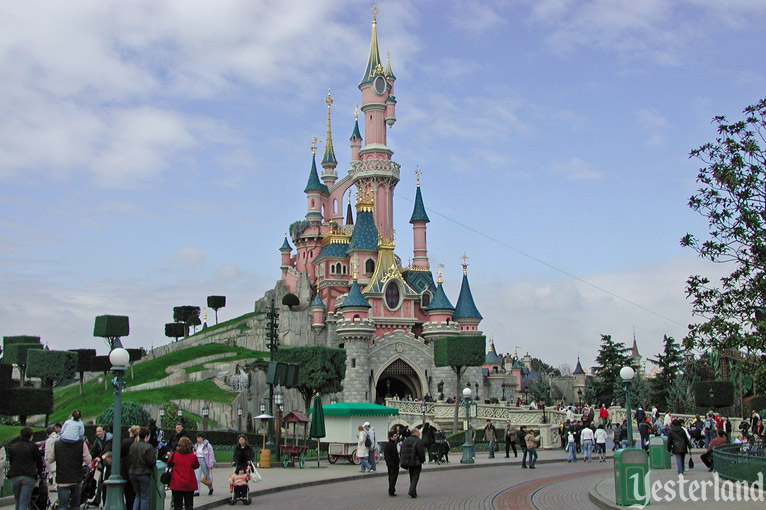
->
<box><xmin>1</xmin><ymin>0</ymin><xmax>765</xmax><ymax>371</ymax></box>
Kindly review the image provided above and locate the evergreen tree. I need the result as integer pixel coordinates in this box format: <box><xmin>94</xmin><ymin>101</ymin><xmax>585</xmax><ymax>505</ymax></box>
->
<box><xmin>592</xmin><ymin>335</ymin><xmax>632</xmax><ymax>405</ymax></box>
<box><xmin>666</xmin><ymin>376</ymin><xmax>694</xmax><ymax>414</ymax></box>
<box><xmin>648</xmin><ymin>335</ymin><xmax>683</xmax><ymax>408</ymax></box>
<box><xmin>613</xmin><ymin>373</ymin><xmax>651</xmax><ymax>410</ymax></box>
<box><xmin>528</xmin><ymin>371</ymin><xmax>552</xmax><ymax>405</ymax></box>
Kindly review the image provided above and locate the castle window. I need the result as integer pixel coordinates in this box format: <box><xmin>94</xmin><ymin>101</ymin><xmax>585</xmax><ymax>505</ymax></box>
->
<box><xmin>352</xmin><ymin>358</ymin><xmax>356</xmax><ymax>368</ymax></box>
<box><xmin>384</xmin><ymin>281</ymin><xmax>401</xmax><ymax>310</ymax></box>
<box><xmin>342</xmin><ymin>264</ymin><xmax>347</xmax><ymax>275</ymax></box>
<box><xmin>365</xmin><ymin>258</ymin><xmax>375</xmax><ymax>274</ymax></box>
<box><xmin>421</xmin><ymin>292</ymin><xmax>431</xmax><ymax>307</ymax></box>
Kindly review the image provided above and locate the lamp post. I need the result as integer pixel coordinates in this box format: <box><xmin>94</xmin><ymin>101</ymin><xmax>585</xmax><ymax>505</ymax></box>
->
<box><xmin>237</xmin><ymin>405</ymin><xmax>243</xmax><ymax>432</ymax></box>
<box><xmin>274</xmin><ymin>385</ymin><xmax>284</xmax><ymax>452</ymax></box>
<box><xmin>460</xmin><ymin>386</ymin><xmax>474</xmax><ymax>464</ymax></box>
<box><xmin>159</xmin><ymin>407</ymin><xmax>165</xmax><ymax>429</ymax></box>
<box><xmin>620</xmin><ymin>366</ymin><xmax>636</xmax><ymax>448</ymax></box>
<box><xmin>421</xmin><ymin>401</ymin><xmax>427</xmax><ymax>427</ymax></box>
<box><xmin>177</xmin><ymin>408</ymin><xmax>183</xmax><ymax>419</ymax></box>
<box><xmin>103</xmin><ymin>347</ymin><xmax>130</xmax><ymax>510</ymax></box>
<box><xmin>202</xmin><ymin>404</ymin><xmax>209</xmax><ymax>431</ymax></box>
<box><xmin>330</xmin><ymin>394</ymin><xmax>338</xmax><ymax>405</ymax></box>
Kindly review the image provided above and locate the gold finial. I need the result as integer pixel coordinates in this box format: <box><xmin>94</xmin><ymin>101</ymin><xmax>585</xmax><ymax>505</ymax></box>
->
<box><xmin>311</xmin><ymin>137</ymin><xmax>319</xmax><ymax>156</ymax></box>
<box><xmin>437</xmin><ymin>263</ymin><xmax>444</xmax><ymax>284</ymax></box>
<box><xmin>415</xmin><ymin>166</ymin><xmax>421</xmax><ymax>187</ymax></box>
<box><xmin>352</xmin><ymin>256</ymin><xmax>359</xmax><ymax>281</ymax></box>
<box><xmin>325</xmin><ymin>88</ymin><xmax>333</xmax><ymax>108</ymax></box>
<box><xmin>316</xmin><ymin>278</ymin><xmax>321</xmax><ymax>292</ymax></box>
<box><xmin>371</xmin><ymin>3</ymin><xmax>378</xmax><ymax>22</ymax></box>
<box><xmin>354</xmin><ymin>105</ymin><xmax>359</xmax><ymax>121</ymax></box>
<box><xmin>461</xmin><ymin>253</ymin><xmax>468</xmax><ymax>275</ymax></box>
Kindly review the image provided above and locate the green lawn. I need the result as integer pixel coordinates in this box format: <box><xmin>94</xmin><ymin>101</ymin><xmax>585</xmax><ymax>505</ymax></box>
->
<box><xmin>51</xmin><ymin>344</ymin><xmax>267</xmax><ymax>423</ymax></box>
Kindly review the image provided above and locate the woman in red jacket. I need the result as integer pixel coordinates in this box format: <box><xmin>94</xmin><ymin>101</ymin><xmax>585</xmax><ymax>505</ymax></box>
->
<box><xmin>168</xmin><ymin>437</ymin><xmax>200</xmax><ymax>510</ymax></box>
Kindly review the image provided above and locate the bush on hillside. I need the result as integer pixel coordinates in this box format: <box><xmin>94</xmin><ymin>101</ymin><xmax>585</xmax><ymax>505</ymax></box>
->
<box><xmin>98</xmin><ymin>401</ymin><xmax>150</xmax><ymax>428</ymax></box>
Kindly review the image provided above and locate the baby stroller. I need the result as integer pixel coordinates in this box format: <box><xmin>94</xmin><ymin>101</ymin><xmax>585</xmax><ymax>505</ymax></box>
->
<box><xmin>228</xmin><ymin>461</ymin><xmax>258</xmax><ymax>505</ymax></box>
<box><xmin>81</xmin><ymin>460</ymin><xmax>102</xmax><ymax>508</ymax></box>
<box><xmin>30</xmin><ymin>475</ymin><xmax>50</xmax><ymax>510</ymax></box>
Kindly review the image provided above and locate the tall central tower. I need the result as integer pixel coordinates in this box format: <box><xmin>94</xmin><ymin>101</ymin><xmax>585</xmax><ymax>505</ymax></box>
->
<box><xmin>349</xmin><ymin>9</ymin><xmax>400</xmax><ymax>241</ymax></box>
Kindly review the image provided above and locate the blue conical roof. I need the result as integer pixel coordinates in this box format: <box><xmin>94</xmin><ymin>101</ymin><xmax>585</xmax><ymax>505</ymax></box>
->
<box><xmin>485</xmin><ymin>341</ymin><xmax>502</xmax><ymax>365</ymax></box>
<box><xmin>359</xmin><ymin>18</ymin><xmax>382</xmax><ymax>86</ymax></box>
<box><xmin>280</xmin><ymin>237</ymin><xmax>292</xmax><ymax>251</ymax></box>
<box><xmin>426</xmin><ymin>282</ymin><xmax>454</xmax><ymax>311</ymax></box>
<box><xmin>311</xmin><ymin>292</ymin><xmax>325</xmax><ymax>307</ymax></box>
<box><xmin>304</xmin><ymin>156</ymin><xmax>329</xmax><ymax>194</ymax></box>
<box><xmin>350</xmin><ymin>119</ymin><xmax>362</xmax><ymax>141</ymax></box>
<box><xmin>338</xmin><ymin>281</ymin><xmax>371</xmax><ymax>309</ymax></box>
<box><xmin>409</xmin><ymin>186</ymin><xmax>430</xmax><ymax>223</ymax></box>
<box><xmin>347</xmin><ymin>209</ymin><xmax>378</xmax><ymax>251</ymax></box>
<box><xmin>453</xmin><ymin>272</ymin><xmax>482</xmax><ymax>319</ymax></box>
<box><xmin>573</xmin><ymin>357</ymin><xmax>585</xmax><ymax>375</ymax></box>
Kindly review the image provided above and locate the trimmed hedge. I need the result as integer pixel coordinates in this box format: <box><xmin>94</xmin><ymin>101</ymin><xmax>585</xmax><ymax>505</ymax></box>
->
<box><xmin>165</xmin><ymin>323</ymin><xmax>185</xmax><ymax>338</ymax></box>
<box><xmin>70</xmin><ymin>349</ymin><xmax>96</xmax><ymax>373</ymax></box>
<box><xmin>90</xmin><ymin>355</ymin><xmax>112</xmax><ymax>373</ymax></box>
<box><xmin>0</xmin><ymin>363</ymin><xmax>13</xmax><ymax>387</ymax></box>
<box><xmin>433</xmin><ymin>335</ymin><xmax>485</xmax><ymax>368</ymax></box>
<box><xmin>93</xmin><ymin>315</ymin><xmax>130</xmax><ymax>338</ymax></box>
<box><xmin>3</xmin><ymin>342</ymin><xmax>43</xmax><ymax>366</ymax></box>
<box><xmin>693</xmin><ymin>380</ymin><xmax>735</xmax><ymax>408</ymax></box>
<box><xmin>0</xmin><ymin>387</ymin><xmax>54</xmax><ymax>416</ymax></box>
<box><xmin>26</xmin><ymin>350</ymin><xmax>77</xmax><ymax>384</ymax></box>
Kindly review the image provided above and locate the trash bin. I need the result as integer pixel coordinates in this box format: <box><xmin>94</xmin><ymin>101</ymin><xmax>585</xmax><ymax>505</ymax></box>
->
<box><xmin>259</xmin><ymin>448</ymin><xmax>271</xmax><ymax>469</ymax></box>
<box><xmin>150</xmin><ymin>460</ymin><xmax>166</xmax><ymax>510</ymax></box>
<box><xmin>614</xmin><ymin>448</ymin><xmax>649</xmax><ymax>506</ymax></box>
<box><xmin>648</xmin><ymin>436</ymin><xmax>671</xmax><ymax>470</ymax></box>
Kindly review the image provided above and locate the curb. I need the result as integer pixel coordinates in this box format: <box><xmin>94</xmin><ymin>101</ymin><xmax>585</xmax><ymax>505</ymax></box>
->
<box><xmin>588</xmin><ymin>477</ymin><xmax>617</xmax><ymax>510</ymax></box>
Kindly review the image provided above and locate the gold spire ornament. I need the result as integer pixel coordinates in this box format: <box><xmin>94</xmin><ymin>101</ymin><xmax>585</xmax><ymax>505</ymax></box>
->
<box><xmin>415</xmin><ymin>166</ymin><xmax>421</xmax><ymax>187</ymax></box>
<box><xmin>462</xmin><ymin>253</ymin><xmax>469</xmax><ymax>275</ymax></box>
<box><xmin>311</xmin><ymin>137</ymin><xmax>319</xmax><ymax>156</ymax></box>
<box><xmin>355</xmin><ymin>104</ymin><xmax>359</xmax><ymax>121</ymax></box>
<box><xmin>437</xmin><ymin>263</ymin><xmax>444</xmax><ymax>284</ymax></box>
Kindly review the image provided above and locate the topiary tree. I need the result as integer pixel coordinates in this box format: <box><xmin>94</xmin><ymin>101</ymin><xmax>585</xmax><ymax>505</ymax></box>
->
<box><xmin>98</xmin><ymin>400</ymin><xmax>150</xmax><ymax>428</ymax></box>
<box><xmin>207</xmin><ymin>296</ymin><xmax>226</xmax><ymax>325</ymax></box>
<box><xmin>0</xmin><ymin>363</ymin><xmax>13</xmax><ymax>388</ymax></box>
<box><xmin>26</xmin><ymin>349</ymin><xmax>77</xmax><ymax>388</ymax></box>
<box><xmin>165</xmin><ymin>323</ymin><xmax>185</xmax><ymax>342</ymax></box>
<box><xmin>433</xmin><ymin>335</ymin><xmax>485</xmax><ymax>433</ymax></box>
<box><xmin>173</xmin><ymin>306</ymin><xmax>201</xmax><ymax>337</ymax></box>
<box><xmin>90</xmin><ymin>355</ymin><xmax>112</xmax><ymax>390</ymax></box>
<box><xmin>274</xmin><ymin>345</ymin><xmax>346</xmax><ymax>413</ymax></box>
<box><xmin>0</xmin><ymin>386</ymin><xmax>53</xmax><ymax>425</ymax></box>
<box><xmin>2</xmin><ymin>337</ymin><xmax>43</xmax><ymax>387</ymax></box>
<box><xmin>69</xmin><ymin>349</ymin><xmax>96</xmax><ymax>395</ymax></box>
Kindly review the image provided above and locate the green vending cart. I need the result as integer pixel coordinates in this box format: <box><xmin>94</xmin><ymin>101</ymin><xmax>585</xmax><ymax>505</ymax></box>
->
<box><xmin>648</xmin><ymin>436</ymin><xmax>671</xmax><ymax>470</ymax></box>
<box><xmin>614</xmin><ymin>448</ymin><xmax>650</xmax><ymax>506</ymax></box>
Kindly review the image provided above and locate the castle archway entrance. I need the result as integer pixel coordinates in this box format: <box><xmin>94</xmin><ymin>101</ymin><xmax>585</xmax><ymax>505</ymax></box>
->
<box><xmin>375</xmin><ymin>358</ymin><xmax>423</xmax><ymax>404</ymax></box>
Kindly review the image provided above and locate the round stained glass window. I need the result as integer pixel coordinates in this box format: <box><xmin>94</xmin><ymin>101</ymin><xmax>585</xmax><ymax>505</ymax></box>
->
<box><xmin>385</xmin><ymin>282</ymin><xmax>400</xmax><ymax>309</ymax></box>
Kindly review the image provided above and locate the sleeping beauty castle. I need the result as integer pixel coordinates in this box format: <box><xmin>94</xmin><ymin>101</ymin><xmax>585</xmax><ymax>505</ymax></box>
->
<box><xmin>269</xmin><ymin>12</ymin><xmax>486</xmax><ymax>403</ymax></box>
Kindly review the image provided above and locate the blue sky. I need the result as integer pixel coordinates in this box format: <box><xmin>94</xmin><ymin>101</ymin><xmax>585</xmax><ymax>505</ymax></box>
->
<box><xmin>1</xmin><ymin>0</ymin><xmax>765</xmax><ymax>370</ymax></box>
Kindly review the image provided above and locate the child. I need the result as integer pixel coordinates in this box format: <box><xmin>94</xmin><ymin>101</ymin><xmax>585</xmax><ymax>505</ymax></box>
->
<box><xmin>229</xmin><ymin>469</ymin><xmax>250</xmax><ymax>499</ymax></box>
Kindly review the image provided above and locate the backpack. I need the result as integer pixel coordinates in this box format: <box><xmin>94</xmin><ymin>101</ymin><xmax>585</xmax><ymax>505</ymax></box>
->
<box><xmin>364</xmin><ymin>434</ymin><xmax>372</xmax><ymax>448</ymax></box>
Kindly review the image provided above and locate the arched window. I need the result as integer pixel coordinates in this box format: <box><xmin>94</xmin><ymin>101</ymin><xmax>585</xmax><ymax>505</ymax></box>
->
<box><xmin>342</xmin><ymin>264</ymin><xmax>347</xmax><ymax>275</ymax></box>
<box><xmin>421</xmin><ymin>293</ymin><xmax>431</xmax><ymax>307</ymax></box>
<box><xmin>385</xmin><ymin>282</ymin><xmax>401</xmax><ymax>310</ymax></box>
<box><xmin>365</xmin><ymin>258</ymin><xmax>375</xmax><ymax>274</ymax></box>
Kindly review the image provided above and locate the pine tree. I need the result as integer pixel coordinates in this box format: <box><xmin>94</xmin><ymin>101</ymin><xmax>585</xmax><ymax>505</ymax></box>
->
<box><xmin>648</xmin><ymin>335</ymin><xmax>683</xmax><ymax>407</ymax></box>
<box><xmin>592</xmin><ymin>334</ymin><xmax>633</xmax><ymax>405</ymax></box>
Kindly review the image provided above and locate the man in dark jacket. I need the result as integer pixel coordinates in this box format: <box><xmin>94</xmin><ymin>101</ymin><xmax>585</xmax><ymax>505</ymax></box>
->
<box><xmin>667</xmin><ymin>419</ymin><xmax>692</xmax><ymax>475</ymax></box>
<box><xmin>383</xmin><ymin>430</ymin><xmax>400</xmax><ymax>497</ymax></box>
<box><xmin>128</xmin><ymin>428</ymin><xmax>157</xmax><ymax>510</ymax></box>
<box><xmin>517</xmin><ymin>426</ymin><xmax>528</xmax><ymax>468</ymax></box>
<box><xmin>8</xmin><ymin>427</ymin><xmax>44</xmax><ymax>510</ymax></box>
<box><xmin>399</xmin><ymin>427</ymin><xmax>426</xmax><ymax>499</ymax></box>
<box><xmin>47</xmin><ymin>433</ymin><xmax>92</xmax><ymax>510</ymax></box>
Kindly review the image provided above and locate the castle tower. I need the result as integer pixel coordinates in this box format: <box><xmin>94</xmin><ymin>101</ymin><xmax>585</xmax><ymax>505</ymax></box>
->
<box><xmin>335</xmin><ymin>262</ymin><xmax>375</xmax><ymax>402</ymax></box>
<box><xmin>421</xmin><ymin>267</ymin><xmax>458</xmax><ymax>341</ymax></box>
<box><xmin>452</xmin><ymin>255</ymin><xmax>483</xmax><ymax>332</ymax></box>
<box><xmin>310</xmin><ymin>282</ymin><xmax>326</xmax><ymax>333</ymax></box>
<box><xmin>350</xmin><ymin>106</ymin><xmax>362</xmax><ymax>162</ymax></box>
<box><xmin>409</xmin><ymin>169</ymin><xmax>430</xmax><ymax>270</ymax></box>
<box><xmin>346</xmin><ymin>191</ymin><xmax>379</xmax><ymax>285</ymax></box>
<box><xmin>350</xmin><ymin>9</ymin><xmax>400</xmax><ymax>241</ymax></box>
<box><xmin>280</xmin><ymin>234</ymin><xmax>293</xmax><ymax>277</ymax></box>
<box><xmin>321</xmin><ymin>90</ymin><xmax>338</xmax><ymax>189</ymax></box>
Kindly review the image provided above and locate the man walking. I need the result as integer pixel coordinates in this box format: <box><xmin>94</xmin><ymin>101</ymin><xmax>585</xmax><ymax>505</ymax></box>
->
<box><xmin>504</xmin><ymin>421</ymin><xmax>517</xmax><ymax>458</ymax></box>
<box><xmin>525</xmin><ymin>429</ymin><xmax>540</xmax><ymax>469</ymax></box>
<box><xmin>383</xmin><ymin>430</ymin><xmax>399</xmax><ymax>497</ymax></box>
<box><xmin>484</xmin><ymin>420</ymin><xmax>497</xmax><ymax>458</ymax></box>
<box><xmin>47</xmin><ymin>426</ymin><xmax>92</xmax><ymax>510</ymax></box>
<box><xmin>399</xmin><ymin>427</ymin><xmax>426</xmax><ymax>499</ymax></box>
<box><xmin>363</xmin><ymin>422</ymin><xmax>377</xmax><ymax>472</ymax></box>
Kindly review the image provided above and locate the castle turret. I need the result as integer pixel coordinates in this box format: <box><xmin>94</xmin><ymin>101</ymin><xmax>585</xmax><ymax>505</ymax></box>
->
<box><xmin>452</xmin><ymin>255</ymin><xmax>483</xmax><ymax>332</ymax></box>
<box><xmin>384</xmin><ymin>51</ymin><xmax>396</xmax><ymax>127</ymax></box>
<box><xmin>304</xmin><ymin>147</ymin><xmax>328</xmax><ymax>221</ymax></box>
<box><xmin>321</xmin><ymin>90</ymin><xmax>338</xmax><ymax>189</ymax></box>
<box><xmin>346</xmin><ymin>191</ymin><xmax>378</xmax><ymax>282</ymax></box>
<box><xmin>350</xmin><ymin>106</ymin><xmax>362</xmax><ymax>162</ymax></box>
<box><xmin>310</xmin><ymin>282</ymin><xmax>326</xmax><ymax>333</ymax></box>
<box><xmin>409</xmin><ymin>169</ymin><xmax>430</xmax><ymax>270</ymax></box>
<box><xmin>280</xmin><ymin>235</ymin><xmax>293</xmax><ymax>273</ymax></box>
<box><xmin>421</xmin><ymin>267</ymin><xmax>458</xmax><ymax>341</ymax></box>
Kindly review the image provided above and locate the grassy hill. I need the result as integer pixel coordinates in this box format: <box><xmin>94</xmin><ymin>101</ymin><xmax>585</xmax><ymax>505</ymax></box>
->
<box><xmin>51</xmin><ymin>343</ymin><xmax>267</xmax><ymax>423</ymax></box>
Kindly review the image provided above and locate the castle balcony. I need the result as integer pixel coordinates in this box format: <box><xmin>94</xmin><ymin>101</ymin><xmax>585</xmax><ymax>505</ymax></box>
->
<box><xmin>349</xmin><ymin>158</ymin><xmax>400</xmax><ymax>182</ymax></box>
<box><xmin>335</xmin><ymin>316</ymin><xmax>376</xmax><ymax>339</ymax></box>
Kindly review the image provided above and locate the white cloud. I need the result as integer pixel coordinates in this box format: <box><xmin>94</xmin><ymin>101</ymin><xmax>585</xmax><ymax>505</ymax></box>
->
<box><xmin>448</xmin><ymin>3</ymin><xmax>504</xmax><ymax>33</ymax></box>
<box><xmin>551</xmin><ymin>157</ymin><xmax>602</xmax><ymax>180</ymax></box>
<box><xmin>636</xmin><ymin>108</ymin><xmax>670</xmax><ymax>148</ymax></box>
<box><xmin>171</xmin><ymin>245</ymin><xmax>205</xmax><ymax>268</ymax></box>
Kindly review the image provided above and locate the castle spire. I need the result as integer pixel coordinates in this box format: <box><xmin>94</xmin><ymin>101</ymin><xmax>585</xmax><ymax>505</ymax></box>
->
<box><xmin>384</xmin><ymin>50</ymin><xmax>396</xmax><ymax>80</ymax></box>
<box><xmin>453</xmin><ymin>254</ymin><xmax>483</xmax><ymax>324</ymax></box>
<box><xmin>321</xmin><ymin>89</ymin><xmax>338</xmax><ymax>173</ymax></box>
<box><xmin>359</xmin><ymin>5</ymin><xmax>383</xmax><ymax>86</ymax></box>
<box><xmin>410</xmin><ymin>168</ymin><xmax>430</xmax><ymax>269</ymax></box>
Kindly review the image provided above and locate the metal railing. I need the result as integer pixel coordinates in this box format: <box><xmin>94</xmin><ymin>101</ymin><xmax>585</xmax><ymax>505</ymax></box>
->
<box><xmin>713</xmin><ymin>442</ymin><xmax>766</xmax><ymax>483</ymax></box>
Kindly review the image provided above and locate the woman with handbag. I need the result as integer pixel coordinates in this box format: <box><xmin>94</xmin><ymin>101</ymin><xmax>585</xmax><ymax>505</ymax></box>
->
<box><xmin>168</xmin><ymin>437</ymin><xmax>199</xmax><ymax>510</ymax></box>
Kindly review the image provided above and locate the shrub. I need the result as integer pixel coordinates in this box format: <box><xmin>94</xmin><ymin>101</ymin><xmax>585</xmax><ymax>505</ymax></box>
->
<box><xmin>98</xmin><ymin>401</ymin><xmax>150</xmax><ymax>427</ymax></box>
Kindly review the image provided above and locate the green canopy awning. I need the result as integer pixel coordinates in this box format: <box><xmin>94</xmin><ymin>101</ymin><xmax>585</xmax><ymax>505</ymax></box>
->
<box><xmin>311</xmin><ymin>402</ymin><xmax>399</xmax><ymax>417</ymax></box>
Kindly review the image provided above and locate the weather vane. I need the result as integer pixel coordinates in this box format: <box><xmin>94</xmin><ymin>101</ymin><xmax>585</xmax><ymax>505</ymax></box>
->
<box><xmin>311</xmin><ymin>137</ymin><xmax>319</xmax><ymax>156</ymax></box>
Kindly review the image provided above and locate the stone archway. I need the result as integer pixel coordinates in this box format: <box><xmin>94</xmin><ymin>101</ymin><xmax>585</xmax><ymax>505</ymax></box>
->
<box><xmin>375</xmin><ymin>358</ymin><xmax>424</xmax><ymax>404</ymax></box>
